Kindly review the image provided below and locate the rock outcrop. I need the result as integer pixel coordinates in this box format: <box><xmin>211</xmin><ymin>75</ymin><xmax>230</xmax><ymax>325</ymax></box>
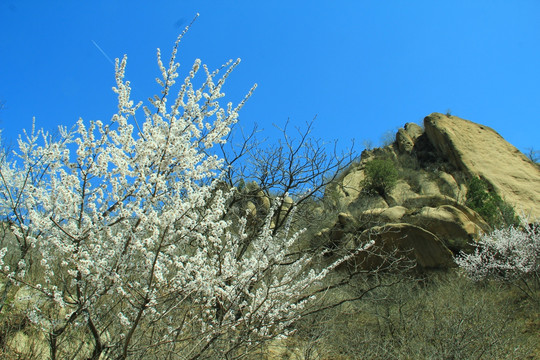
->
<box><xmin>321</xmin><ymin>113</ymin><xmax>540</xmax><ymax>269</ymax></box>
<box><xmin>347</xmin><ymin>223</ymin><xmax>456</xmax><ymax>270</ymax></box>
<box><xmin>424</xmin><ymin>113</ymin><xmax>540</xmax><ymax>218</ymax></box>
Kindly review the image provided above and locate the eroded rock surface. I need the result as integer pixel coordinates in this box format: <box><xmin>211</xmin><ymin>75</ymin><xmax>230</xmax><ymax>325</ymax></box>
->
<box><xmin>425</xmin><ymin>113</ymin><xmax>540</xmax><ymax>218</ymax></box>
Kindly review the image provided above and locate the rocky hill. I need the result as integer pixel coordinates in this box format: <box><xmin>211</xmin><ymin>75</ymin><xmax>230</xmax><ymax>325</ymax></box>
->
<box><xmin>319</xmin><ymin>113</ymin><xmax>540</xmax><ymax>269</ymax></box>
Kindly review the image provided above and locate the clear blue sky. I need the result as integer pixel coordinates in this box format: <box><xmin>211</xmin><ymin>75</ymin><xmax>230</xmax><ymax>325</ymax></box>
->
<box><xmin>1</xmin><ymin>1</ymin><xmax>539</xmax><ymax>154</ymax></box>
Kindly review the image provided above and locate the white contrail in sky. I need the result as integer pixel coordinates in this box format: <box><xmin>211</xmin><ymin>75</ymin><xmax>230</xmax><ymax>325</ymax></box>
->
<box><xmin>91</xmin><ymin>40</ymin><xmax>115</xmax><ymax>66</ymax></box>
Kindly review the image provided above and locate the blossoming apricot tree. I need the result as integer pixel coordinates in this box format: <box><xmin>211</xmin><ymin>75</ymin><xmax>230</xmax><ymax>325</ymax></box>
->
<box><xmin>456</xmin><ymin>218</ymin><xmax>539</xmax><ymax>302</ymax></box>
<box><xmin>0</xmin><ymin>25</ymin><xmax>371</xmax><ymax>359</ymax></box>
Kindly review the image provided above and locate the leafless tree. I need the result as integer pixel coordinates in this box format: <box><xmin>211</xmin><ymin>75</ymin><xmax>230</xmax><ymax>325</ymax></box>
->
<box><xmin>220</xmin><ymin>118</ymin><xmax>356</xmax><ymax>232</ymax></box>
<box><xmin>525</xmin><ymin>147</ymin><xmax>539</xmax><ymax>164</ymax></box>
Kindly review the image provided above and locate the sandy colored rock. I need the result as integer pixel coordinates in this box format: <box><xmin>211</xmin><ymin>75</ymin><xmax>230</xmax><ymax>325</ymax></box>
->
<box><xmin>348</xmin><ymin>223</ymin><xmax>455</xmax><ymax>270</ymax></box>
<box><xmin>411</xmin><ymin>205</ymin><xmax>489</xmax><ymax>252</ymax></box>
<box><xmin>424</xmin><ymin>113</ymin><xmax>540</xmax><ymax>218</ymax></box>
<box><xmin>404</xmin><ymin>122</ymin><xmax>424</xmax><ymax>140</ymax></box>
<box><xmin>387</xmin><ymin>180</ymin><xmax>419</xmax><ymax>205</ymax></box>
<box><xmin>396</xmin><ymin>122</ymin><xmax>424</xmax><ymax>155</ymax></box>
<box><xmin>361</xmin><ymin>206</ymin><xmax>407</xmax><ymax>222</ymax></box>
<box><xmin>396</xmin><ymin>128</ymin><xmax>415</xmax><ymax>153</ymax></box>
<box><xmin>382</xmin><ymin>206</ymin><xmax>408</xmax><ymax>221</ymax></box>
<box><xmin>349</xmin><ymin>194</ymin><xmax>389</xmax><ymax>210</ymax></box>
<box><xmin>257</xmin><ymin>190</ymin><xmax>271</xmax><ymax>212</ymax></box>
<box><xmin>417</xmin><ymin>174</ymin><xmax>442</xmax><ymax>196</ymax></box>
<box><xmin>334</xmin><ymin>164</ymin><xmax>365</xmax><ymax>207</ymax></box>
<box><xmin>438</xmin><ymin>171</ymin><xmax>461</xmax><ymax>199</ymax></box>
<box><xmin>451</xmin><ymin>202</ymin><xmax>490</xmax><ymax>231</ymax></box>
<box><xmin>246</xmin><ymin>201</ymin><xmax>257</xmax><ymax>217</ymax></box>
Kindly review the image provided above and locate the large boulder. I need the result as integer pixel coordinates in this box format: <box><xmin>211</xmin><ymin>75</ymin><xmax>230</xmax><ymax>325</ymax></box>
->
<box><xmin>332</xmin><ymin>163</ymin><xmax>366</xmax><ymax>208</ymax></box>
<box><xmin>396</xmin><ymin>122</ymin><xmax>424</xmax><ymax>154</ymax></box>
<box><xmin>424</xmin><ymin>113</ymin><xmax>540</xmax><ymax>218</ymax></box>
<box><xmin>346</xmin><ymin>223</ymin><xmax>455</xmax><ymax>270</ymax></box>
<box><xmin>408</xmin><ymin>204</ymin><xmax>489</xmax><ymax>253</ymax></box>
<box><xmin>396</xmin><ymin>128</ymin><xmax>415</xmax><ymax>154</ymax></box>
<box><xmin>401</xmin><ymin>195</ymin><xmax>489</xmax><ymax>252</ymax></box>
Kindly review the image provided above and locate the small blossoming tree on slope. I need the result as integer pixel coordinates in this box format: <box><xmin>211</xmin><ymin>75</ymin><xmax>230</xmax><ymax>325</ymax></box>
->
<box><xmin>0</xmin><ymin>27</ymin><xmax>372</xmax><ymax>359</ymax></box>
<box><xmin>456</xmin><ymin>218</ymin><xmax>539</xmax><ymax>302</ymax></box>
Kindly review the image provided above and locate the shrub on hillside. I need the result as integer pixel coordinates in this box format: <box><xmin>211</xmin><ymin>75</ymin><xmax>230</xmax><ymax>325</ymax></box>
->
<box><xmin>466</xmin><ymin>177</ymin><xmax>518</xmax><ymax>228</ymax></box>
<box><xmin>361</xmin><ymin>159</ymin><xmax>398</xmax><ymax>197</ymax></box>
<box><xmin>296</xmin><ymin>273</ymin><xmax>537</xmax><ymax>359</ymax></box>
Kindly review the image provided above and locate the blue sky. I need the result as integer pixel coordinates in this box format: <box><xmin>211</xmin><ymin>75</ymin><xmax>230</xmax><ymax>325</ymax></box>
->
<box><xmin>0</xmin><ymin>1</ymin><xmax>539</xmax><ymax>155</ymax></box>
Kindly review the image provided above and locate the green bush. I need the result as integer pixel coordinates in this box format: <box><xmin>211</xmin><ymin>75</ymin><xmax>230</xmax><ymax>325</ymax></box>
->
<box><xmin>466</xmin><ymin>177</ymin><xmax>518</xmax><ymax>228</ymax></box>
<box><xmin>362</xmin><ymin>159</ymin><xmax>398</xmax><ymax>197</ymax></box>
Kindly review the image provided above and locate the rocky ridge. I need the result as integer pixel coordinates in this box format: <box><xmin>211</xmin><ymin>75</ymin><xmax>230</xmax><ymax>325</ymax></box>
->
<box><xmin>320</xmin><ymin>113</ymin><xmax>540</xmax><ymax>269</ymax></box>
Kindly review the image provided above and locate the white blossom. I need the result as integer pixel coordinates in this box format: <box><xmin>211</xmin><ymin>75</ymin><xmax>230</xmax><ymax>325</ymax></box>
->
<box><xmin>456</xmin><ymin>217</ymin><xmax>539</xmax><ymax>300</ymax></box>
<box><xmin>0</xmin><ymin>26</ymin><xmax>368</xmax><ymax>358</ymax></box>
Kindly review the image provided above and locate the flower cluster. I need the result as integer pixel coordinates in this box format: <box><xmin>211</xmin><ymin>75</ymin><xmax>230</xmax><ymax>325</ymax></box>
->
<box><xmin>456</xmin><ymin>217</ymin><xmax>539</xmax><ymax>299</ymax></box>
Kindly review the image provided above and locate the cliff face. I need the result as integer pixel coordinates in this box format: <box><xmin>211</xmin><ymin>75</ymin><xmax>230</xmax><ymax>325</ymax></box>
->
<box><xmin>424</xmin><ymin>113</ymin><xmax>540</xmax><ymax>219</ymax></box>
<box><xmin>322</xmin><ymin>113</ymin><xmax>540</xmax><ymax>269</ymax></box>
